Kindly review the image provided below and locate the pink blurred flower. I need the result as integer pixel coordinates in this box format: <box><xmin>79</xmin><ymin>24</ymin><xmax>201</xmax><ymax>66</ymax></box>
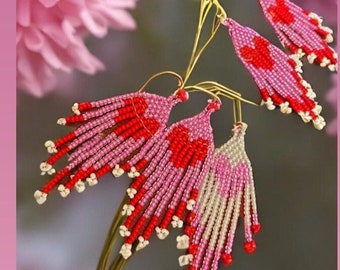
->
<box><xmin>16</xmin><ymin>0</ymin><xmax>138</xmax><ymax>97</ymax></box>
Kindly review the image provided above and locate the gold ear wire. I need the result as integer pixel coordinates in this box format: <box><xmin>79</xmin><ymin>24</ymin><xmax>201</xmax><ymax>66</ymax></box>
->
<box><xmin>195</xmin><ymin>81</ymin><xmax>259</xmax><ymax>107</ymax></box>
<box><xmin>183</xmin><ymin>0</ymin><xmax>229</xmax><ymax>86</ymax></box>
<box><xmin>211</xmin><ymin>0</ymin><xmax>227</xmax><ymax>20</ymax></box>
<box><xmin>233</xmin><ymin>98</ymin><xmax>242</xmax><ymax>123</ymax></box>
<box><xmin>137</xmin><ymin>71</ymin><xmax>184</xmax><ymax>92</ymax></box>
<box><xmin>184</xmin><ymin>84</ymin><xmax>222</xmax><ymax>103</ymax></box>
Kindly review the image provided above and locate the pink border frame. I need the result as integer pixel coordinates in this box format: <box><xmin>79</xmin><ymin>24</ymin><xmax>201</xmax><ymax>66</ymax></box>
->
<box><xmin>4</xmin><ymin>1</ymin><xmax>339</xmax><ymax>269</ymax></box>
<box><xmin>337</xmin><ymin>1</ymin><xmax>340</xmax><ymax>269</ymax></box>
<box><xmin>1</xmin><ymin>0</ymin><xmax>16</xmax><ymax>268</ymax></box>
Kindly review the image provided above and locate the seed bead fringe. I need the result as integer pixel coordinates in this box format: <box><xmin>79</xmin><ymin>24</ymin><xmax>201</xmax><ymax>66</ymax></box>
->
<box><xmin>177</xmin><ymin>122</ymin><xmax>260</xmax><ymax>269</ymax></box>
<box><xmin>223</xmin><ymin>18</ymin><xmax>325</xmax><ymax>130</ymax></box>
<box><xmin>118</xmin><ymin>100</ymin><xmax>220</xmax><ymax>260</ymax></box>
<box><xmin>258</xmin><ymin>0</ymin><xmax>337</xmax><ymax>71</ymax></box>
<box><xmin>34</xmin><ymin>90</ymin><xmax>189</xmax><ymax>204</ymax></box>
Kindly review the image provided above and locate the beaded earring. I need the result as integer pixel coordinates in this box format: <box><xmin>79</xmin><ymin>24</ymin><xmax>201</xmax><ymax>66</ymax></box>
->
<box><xmin>223</xmin><ymin>18</ymin><xmax>325</xmax><ymax>130</ymax></box>
<box><xmin>258</xmin><ymin>0</ymin><xmax>337</xmax><ymax>71</ymax></box>
<box><xmin>118</xmin><ymin>96</ymin><xmax>221</xmax><ymax>260</ymax></box>
<box><xmin>177</xmin><ymin>100</ymin><xmax>260</xmax><ymax>270</ymax></box>
<box><xmin>34</xmin><ymin>71</ymin><xmax>189</xmax><ymax>204</ymax></box>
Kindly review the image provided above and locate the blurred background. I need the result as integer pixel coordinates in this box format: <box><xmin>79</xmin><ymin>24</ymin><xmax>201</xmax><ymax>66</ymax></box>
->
<box><xmin>17</xmin><ymin>0</ymin><xmax>337</xmax><ymax>269</ymax></box>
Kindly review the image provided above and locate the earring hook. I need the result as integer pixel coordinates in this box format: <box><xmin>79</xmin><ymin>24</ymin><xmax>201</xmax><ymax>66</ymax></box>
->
<box><xmin>184</xmin><ymin>84</ymin><xmax>222</xmax><ymax>104</ymax></box>
<box><xmin>195</xmin><ymin>81</ymin><xmax>259</xmax><ymax>107</ymax></box>
<box><xmin>182</xmin><ymin>0</ymin><xmax>228</xmax><ymax>86</ymax></box>
<box><xmin>137</xmin><ymin>71</ymin><xmax>184</xmax><ymax>92</ymax></box>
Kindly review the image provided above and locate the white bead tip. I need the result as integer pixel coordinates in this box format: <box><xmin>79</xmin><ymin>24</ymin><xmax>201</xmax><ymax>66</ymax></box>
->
<box><xmin>127</xmin><ymin>167</ymin><xmax>140</xmax><ymax>178</ymax></box>
<box><xmin>279</xmin><ymin>102</ymin><xmax>292</xmax><ymax>114</ymax></box>
<box><xmin>176</xmin><ymin>235</ymin><xmax>189</xmax><ymax>249</ymax></box>
<box><xmin>44</xmin><ymin>140</ymin><xmax>57</xmax><ymax>154</ymax></box>
<box><xmin>72</xmin><ymin>103</ymin><xmax>80</xmax><ymax>115</ymax></box>
<box><xmin>112</xmin><ymin>165</ymin><xmax>124</xmax><ymax>177</ymax></box>
<box><xmin>75</xmin><ymin>180</ymin><xmax>86</xmax><ymax>193</ymax></box>
<box><xmin>136</xmin><ymin>236</ymin><xmax>149</xmax><ymax>251</ymax></box>
<box><xmin>40</xmin><ymin>162</ymin><xmax>56</xmax><ymax>176</ymax></box>
<box><xmin>119</xmin><ymin>225</ymin><xmax>131</xmax><ymax>237</ymax></box>
<box><xmin>178</xmin><ymin>254</ymin><xmax>193</xmax><ymax>266</ymax></box>
<box><xmin>313</xmin><ymin>116</ymin><xmax>326</xmax><ymax>130</ymax></box>
<box><xmin>58</xmin><ymin>185</ymin><xmax>70</xmax><ymax>198</ymax></box>
<box><xmin>119</xmin><ymin>244</ymin><xmax>132</xmax><ymax>260</ymax></box>
<box><xmin>171</xmin><ymin>216</ymin><xmax>183</xmax><ymax>228</ymax></box>
<box><xmin>307</xmin><ymin>53</ymin><xmax>317</xmax><ymax>64</ymax></box>
<box><xmin>155</xmin><ymin>227</ymin><xmax>169</xmax><ymax>240</ymax></box>
<box><xmin>57</xmin><ymin>118</ymin><xmax>66</xmax><ymax>125</ymax></box>
<box><xmin>127</xmin><ymin>188</ymin><xmax>137</xmax><ymax>198</ymax></box>
<box><xmin>86</xmin><ymin>173</ymin><xmax>98</xmax><ymax>186</ymax></box>
<box><xmin>34</xmin><ymin>190</ymin><xmax>47</xmax><ymax>205</ymax></box>
<box><xmin>122</xmin><ymin>204</ymin><xmax>135</xmax><ymax>216</ymax></box>
<box><xmin>186</xmin><ymin>199</ymin><xmax>195</xmax><ymax>210</ymax></box>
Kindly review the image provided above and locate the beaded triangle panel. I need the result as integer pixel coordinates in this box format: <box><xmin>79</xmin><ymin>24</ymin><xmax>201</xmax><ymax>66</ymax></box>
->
<box><xmin>177</xmin><ymin>123</ymin><xmax>260</xmax><ymax>270</ymax></box>
<box><xmin>258</xmin><ymin>0</ymin><xmax>337</xmax><ymax>71</ymax></box>
<box><xmin>34</xmin><ymin>90</ymin><xmax>188</xmax><ymax>204</ymax></box>
<box><xmin>118</xmin><ymin>100</ymin><xmax>221</xmax><ymax>259</ymax></box>
<box><xmin>223</xmin><ymin>18</ymin><xmax>325</xmax><ymax>130</ymax></box>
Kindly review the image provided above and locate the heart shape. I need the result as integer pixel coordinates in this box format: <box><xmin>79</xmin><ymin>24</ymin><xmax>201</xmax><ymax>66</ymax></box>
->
<box><xmin>267</xmin><ymin>0</ymin><xmax>294</xmax><ymax>24</ymax></box>
<box><xmin>240</xmin><ymin>36</ymin><xmax>274</xmax><ymax>70</ymax></box>
<box><xmin>113</xmin><ymin>96</ymin><xmax>160</xmax><ymax>140</ymax></box>
<box><xmin>167</xmin><ymin>125</ymin><xmax>209</xmax><ymax>169</ymax></box>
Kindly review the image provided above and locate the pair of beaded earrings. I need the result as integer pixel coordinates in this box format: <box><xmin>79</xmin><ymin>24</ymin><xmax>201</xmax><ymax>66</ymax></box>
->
<box><xmin>34</xmin><ymin>0</ymin><xmax>337</xmax><ymax>269</ymax></box>
<box><xmin>35</xmin><ymin>73</ymin><xmax>259</xmax><ymax>270</ymax></box>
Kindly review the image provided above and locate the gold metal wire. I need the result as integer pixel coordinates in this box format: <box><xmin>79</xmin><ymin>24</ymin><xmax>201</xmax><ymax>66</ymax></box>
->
<box><xmin>96</xmin><ymin>195</ymin><xmax>129</xmax><ymax>270</ymax></box>
<box><xmin>183</xmin><ymin>0</ymin><xmax>228</xmax><ymax>86</ymax></box>
<box><xmin>137</xmin><ymin>70</ymin><xmax>184</xmax><ymax>92</ymax></box>
<box><xmin>184</xmin><ymin>85</ymin><xmax>222</xmax><ymax>103</ymax></box>
<box><xmin>108</xmin><ymin>254</ymin><xmax>128</xmax><ymax>270</ymax></box>
<box><xmin>232</xmin><ymin>99</ymin><xmax>242</xmax><ymax>123</ymax></box>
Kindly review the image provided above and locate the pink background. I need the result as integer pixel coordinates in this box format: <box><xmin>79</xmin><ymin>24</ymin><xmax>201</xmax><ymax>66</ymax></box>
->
<box><xmin>1</xmin><ymin>0</ymin><xmax>15</xmax><ymax>269</ymax></box>
<box><xmin>9</xmin><ymin>1</ymin><xmax>339</xmax><ymax>270</ymax></box>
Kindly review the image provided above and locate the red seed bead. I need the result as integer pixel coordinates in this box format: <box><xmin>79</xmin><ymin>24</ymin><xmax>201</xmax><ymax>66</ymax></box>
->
<box><xmin>131</xmin><ymin>188</ymin><xmax>147</xmax><ymax>206</ymax></box>
<box><xmin>184</xmin><ymin>226</ymin><xmax>195</xmax><ymax>237</ymax></box>
<box><xmin>186</xmin><ymin>212</ymin><xmax>196</xmax><ymax>223</ymax></box>
<box><xmin>259</xmin><ymin>88</ymin><xmax>269</xmax><ymax>100</ymax></box>
<box><xmin>207</xmin><ymin>100</ymin><xmax>221</xmax><ymax>111</ymax></box>
<box><xmin>188</xmin><ymin>244</ymin><xmax>198</xmax><ymax>254</ymax></box>
<box><xmin>120</xmin><ymin>162</ymin><xmax>131</xmax><ymax>172</ymax></box>
<box><xmin>135</xmin><ymin>159</ymin><xmax>148</xmax><ymax>171</ymax></box>
<box><xmin>160</xmin><ymin>208</ymin><xmax>175</xmax><ymax>228</ymax></box>
<box><xmin>78</xmin><ymin>102</ymin><xmax>92</xmax><ymax>111</ymax></box>
<box><xmin>41</xmin><ymin>168</ymin><xmax>70</xmax><ymax>193</ymax></box>
<box><xmin>64</xmin><ymin>115</ymin><xmax>84</xmax><ymax>124</ymax></box>
<box><xmin>175</xmin><ymin>89</ymin><xmax>189</xmax><ymax>102</ymax></box>
<box><xmin>54</xmin><ymin>132</ymin><xmax>76</xmax><ymax>148</ymax></box>
<box><xmin>221</xmin><ymin>253</ymin><xmax>233</xmax><ymax>266</ymax></box>
<box><xmin>46</xmin><ymin>146</ymin><xmax>70</xmax><ymax>164</ymax></box>
<box><xmin>251</xmin><ymin>223</ymin><xmax>261</xmax><ymax>234</ymax></box>
<box><xmin>244</xmin><ymin>240</ymin><xmax>256</xmax><ymax>254</ymax></box>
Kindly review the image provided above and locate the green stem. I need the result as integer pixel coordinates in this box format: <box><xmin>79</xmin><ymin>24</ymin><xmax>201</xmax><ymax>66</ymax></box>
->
<box><xmin>108</xmin><ymin>254</ymin><xmax>128</xmax><ymax>270</ymax></box>
<box><xmin>96</xmin><ymin>194</ymin><xmax>129</xmax><ymax>270</ymax></box>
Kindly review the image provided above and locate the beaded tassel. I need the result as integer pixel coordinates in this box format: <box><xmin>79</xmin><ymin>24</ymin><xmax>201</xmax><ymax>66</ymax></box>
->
<box><xmin>258</xmin><ymin>0</ymin><xmax>337</xmax><ymax>71</ymax></box>
<box><xmin>34</xmin><ymin>90</ymin><xmax>189</xmax><ymax>204</ymax></box>
<box><xmin>223</xmin><ymin>18</ymin><xmax>325</xmax><ymax>130</ymax></box>
<box><xmin>118</xmin><ymin>100</ymin><xmax>221</xmax><ymax>260</ymax></box>
<box><xmin>177</xmin><ymin>122</ymin><xmax>260</xmax><ymax>270</ymax></box>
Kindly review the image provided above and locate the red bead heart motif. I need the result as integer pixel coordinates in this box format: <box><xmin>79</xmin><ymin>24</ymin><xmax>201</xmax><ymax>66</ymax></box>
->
<box><xmin>240</xmin><ymin>36</ymin><xmax>275</xmax><ymax>70</ymax></box>
<box><xmin>267</xmin><ymin>0</ymin><xmax>295</xmax><ymax>24</ymax></box>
